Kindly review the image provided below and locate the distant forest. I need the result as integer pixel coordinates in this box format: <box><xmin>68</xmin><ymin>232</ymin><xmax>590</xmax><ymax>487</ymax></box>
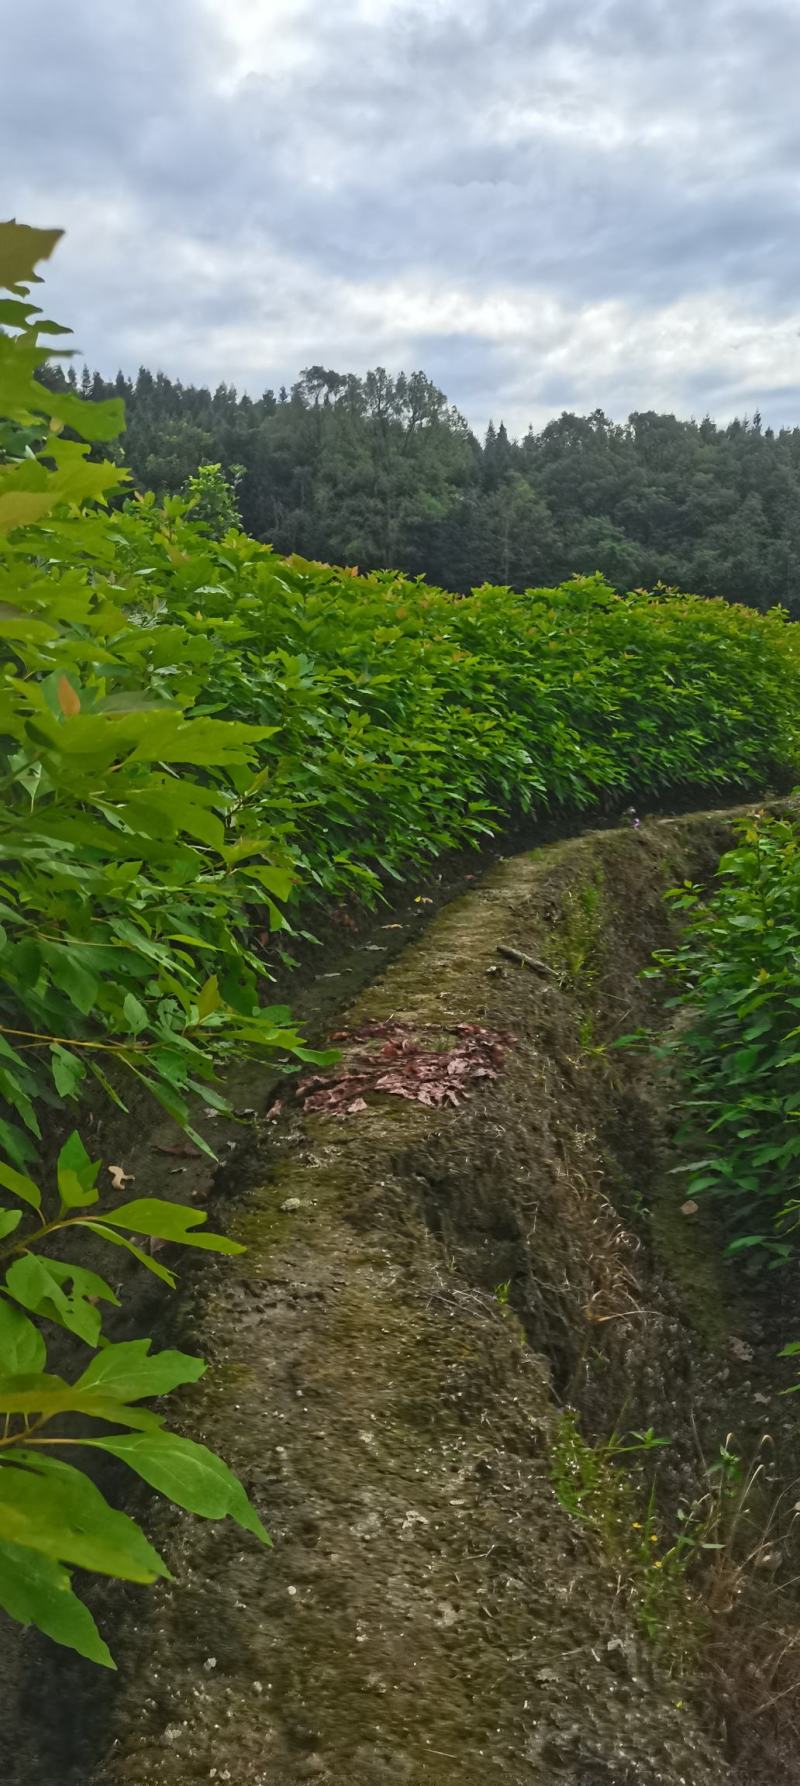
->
<box><xmin>44</xmin><ymin>361</ymin><xmax>800</xmax><ymax>610</ymax></box>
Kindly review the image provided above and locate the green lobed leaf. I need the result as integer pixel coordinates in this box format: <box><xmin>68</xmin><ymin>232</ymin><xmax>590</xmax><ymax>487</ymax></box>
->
<box><xmin>5</xmin><ymin>1256</ymin><xmax>109</xmax><ymax>1347</ymax></box>
<box><xmin>75</xmin><ymin>1340</ymin><xmax>206</xmax><ymax>1402</ymax></box>
<box><xmin>100</xmin><ymin>1198</ymin><xmax>244</xmax><ymax>1253</ymax></box>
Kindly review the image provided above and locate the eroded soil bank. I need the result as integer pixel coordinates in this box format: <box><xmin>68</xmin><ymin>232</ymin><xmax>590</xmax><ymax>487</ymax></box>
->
<box><xmin>5</xmin><ymin>806</ymin><xmax>800</xmax><ymax>1785</ymax></box>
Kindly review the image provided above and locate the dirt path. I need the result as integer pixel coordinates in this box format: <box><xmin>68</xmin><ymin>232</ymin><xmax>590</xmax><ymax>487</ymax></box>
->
<box><xmin>3</xmin><ymin>805</ymin><xmax>796</xmax><ymax>1784</ymax></box>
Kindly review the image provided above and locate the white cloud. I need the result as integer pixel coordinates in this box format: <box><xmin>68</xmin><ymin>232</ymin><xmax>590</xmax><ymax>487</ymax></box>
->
<box><xmin>206</xmin><ymin>0</ymin><xmax>317</xmax><ymax>87</ymax></box>
<box><xmin>5</xmin><ymin>0</ymin><xmax>800</xmax><ymax>435</ymax></box>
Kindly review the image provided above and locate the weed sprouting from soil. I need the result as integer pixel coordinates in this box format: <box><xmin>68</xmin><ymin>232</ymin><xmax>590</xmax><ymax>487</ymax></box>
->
<box><xmin>550</xmin><ymin>1408</ymin><xmax>798</xmax><ymax>1692</ymax></box>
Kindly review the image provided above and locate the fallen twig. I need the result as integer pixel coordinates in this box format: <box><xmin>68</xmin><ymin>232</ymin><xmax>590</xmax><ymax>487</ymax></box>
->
<box><xmin>496</xmin><ymin>944</ymin><xmax>555</xmax><ymax>976</ymax></box>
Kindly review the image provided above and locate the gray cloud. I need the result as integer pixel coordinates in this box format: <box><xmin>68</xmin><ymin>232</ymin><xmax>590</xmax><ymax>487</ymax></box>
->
<box><xmin>4</xmin><ymin>0</ymin><xmax>800</xmax><ymax>435</ymax></box>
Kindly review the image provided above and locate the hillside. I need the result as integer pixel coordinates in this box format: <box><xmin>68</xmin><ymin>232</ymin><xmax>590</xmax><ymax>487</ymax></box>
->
<box><xmin>45</xmin><ymin>359</ymin><xmax>800</xmax><ymax>610</ymax></box>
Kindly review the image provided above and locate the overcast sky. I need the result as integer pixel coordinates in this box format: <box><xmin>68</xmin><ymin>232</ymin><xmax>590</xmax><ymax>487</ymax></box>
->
<box><xmin>6</xmin><ymin>0</ymin><xmax>800</xmax><ymax>437</ymax></box>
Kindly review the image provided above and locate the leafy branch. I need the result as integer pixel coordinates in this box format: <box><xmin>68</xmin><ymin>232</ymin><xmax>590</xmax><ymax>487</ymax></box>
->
<box><xmin>0</xmin><ymin>1129</ymin><xmax>264</xmax><ymax>1666</ymax></box>
<box><xmin>656</xmin><ymin>812</ymin><xmax>800</xmax><ymax>1285</ymax></box>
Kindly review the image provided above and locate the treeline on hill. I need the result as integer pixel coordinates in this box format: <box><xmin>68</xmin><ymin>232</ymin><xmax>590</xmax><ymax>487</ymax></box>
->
<box><xmin>41</xmin><ymin>359</ymin><xmax>800</xmax><ymax>610</ymax></box>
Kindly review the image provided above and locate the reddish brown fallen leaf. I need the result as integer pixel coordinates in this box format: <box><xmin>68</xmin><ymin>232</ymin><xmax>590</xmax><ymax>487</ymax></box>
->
<box><xmin>417</xmin><ymin>1084</ymin><xmax>443</xmax><ymax>1107</ymax></box>
<box><xmin>297</xmin><ymin>1017</ymin><xmax>516</xmax><ymax>1119</ymax></box>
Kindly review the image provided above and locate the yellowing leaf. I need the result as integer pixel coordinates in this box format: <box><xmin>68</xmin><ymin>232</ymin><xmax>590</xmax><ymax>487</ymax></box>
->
<box><xmin>0</xmin><ymin>491</ymin><xmax>57</xmax><ymax>532</ymax></box>
<box><xmin>196</xmin><ymin>975</ymin><xmax>220</xmax><ymax>1021</ymax></box>
<box><xmin>57</xmin><ymin>676</ymin><xmax>81</xmax><ymax>718</ymax></box>
<box><xmin>0</xmin><ymin>221</ymin><xmax>63</xmax><ymax>294</ymax></box>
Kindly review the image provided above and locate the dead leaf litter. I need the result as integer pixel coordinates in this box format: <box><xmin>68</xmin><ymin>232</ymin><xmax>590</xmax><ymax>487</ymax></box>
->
<box><xmin>296</xmin><ymin>1018</ymin><xmax>516</xmax><ymax>1118</ymax></box>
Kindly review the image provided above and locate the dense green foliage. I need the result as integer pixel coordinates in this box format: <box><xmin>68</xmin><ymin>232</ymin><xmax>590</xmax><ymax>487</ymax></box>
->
<box><xmin>0</xmin><ymin>250</ymin><xmax>318</xmax><ymax>1173</ymax></box>
<box><xmin>0</xmin><ymin>221</ymin><xmax>306</xmax><ymax>1663</ymax></box>
<box><xmin>184</xmin><ymin>459</ymin><xmax>243</xmax><ymax>539</ymax></box>
<box><xmin>656</xmin><ymin>813</ymin><xmax>800</xmax><ymax>1271</ymax></box>
<box><xmin>52</xmin><ymin>358</ymin><xmax>800</xmax><ymax>611</ymax></box>
<box><xmin>69</xmin><ymin>518</ymin><xmax>800</xmax><ymax>921</ymax></box>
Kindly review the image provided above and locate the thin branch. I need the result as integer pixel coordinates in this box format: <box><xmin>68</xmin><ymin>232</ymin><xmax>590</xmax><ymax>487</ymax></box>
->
<box><xmin>0</xmin><ymin>1023</ymin><xmax>150</xmax><ymax>1053</ymax></box>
